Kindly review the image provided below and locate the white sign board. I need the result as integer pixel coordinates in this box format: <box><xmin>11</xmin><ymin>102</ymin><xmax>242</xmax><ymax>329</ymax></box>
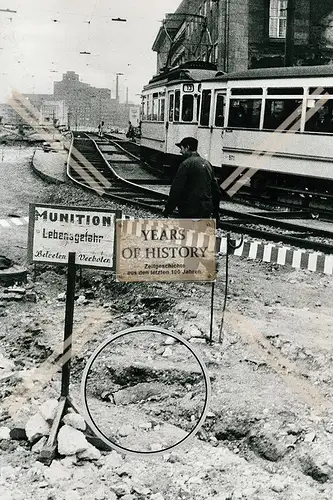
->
<box><xmin>116</xmin><ymin>219</ymin><xmax>216</xmax><ymax>282</ymax></box>
<box><xmin>129</xmin><ymin>107</ymin><xmax>140</xmax><ymax>127</ymax></box>
<box><xmin>28</xmin><ymin>204</ymin><xmax>121</xmax><ymax>269</ymax></box>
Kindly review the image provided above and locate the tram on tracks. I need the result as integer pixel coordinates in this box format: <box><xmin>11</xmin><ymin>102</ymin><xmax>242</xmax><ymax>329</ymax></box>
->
<box><xmin>140</xmin><ymin>62</ymin><xmax>333</xmax><ymax>196</ymax></box>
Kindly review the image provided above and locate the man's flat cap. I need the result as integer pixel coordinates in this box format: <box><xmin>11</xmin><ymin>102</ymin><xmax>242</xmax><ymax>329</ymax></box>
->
<box><xmin>175</xmin><ymin>137</ymin><xmax>198</xmax><ymax>150</ymax></box>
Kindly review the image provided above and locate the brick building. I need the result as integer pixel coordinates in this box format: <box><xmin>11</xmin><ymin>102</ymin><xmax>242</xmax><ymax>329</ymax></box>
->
<box><xmin>152</xmin><ymin>0</ymin><xmax>333</xmax><ymax>75</ymax></box>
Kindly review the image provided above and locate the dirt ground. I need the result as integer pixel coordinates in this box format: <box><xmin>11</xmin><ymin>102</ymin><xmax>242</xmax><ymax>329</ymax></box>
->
<box><xmin>1</xmin><ymin>145</ymin><xmax>333</xmax><ymax>499</ymax></box>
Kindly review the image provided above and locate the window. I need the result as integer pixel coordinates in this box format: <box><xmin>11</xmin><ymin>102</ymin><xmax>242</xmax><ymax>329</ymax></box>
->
<box><xmin>169</xmin><ymin>94</ymin><xmax>174</xmax><ymax>122</ymax></box>
<box><xmin>200</xmin><ymin>90</ymin><xmax>211</xmax><ymax>126</ymax></box>
<box><xmin>197</xmin><ymin>95</ymin><xmax>201</xmax><ymax>121</ymax></box>
<box><xmin>147</xmin><ymin>95</ymin><xmax>152</xmax><ymax>120</ymax></box>
<box><xmin>231</xmin><ymin>88</ymin><xmax>263</xmax><ymax>96</ymax></box>
<box><xmin>152</xmin><ymin>93</ymin><xmax>158</xmax><ymax>121</ymax></box>
<box><xmin>141</xmin><ymin>97</ymin><xmax>146</xmax><ymax>120</ymax></box>
<box><xmin>305</xmin><ymin>99</ymin><xmax>333</xmax><ymax>133</ymax></box>
<box><xmin>182</xmin><ymin>95</ymin><xmax>194</xmax><ymax>122</ymax></box>
<box><xmin>160</xmin><ymin>98</ymin><xmax>165</xmax><ymax>121</ymax></box>
<box><xmin>214</xmin><ymin>43</ymin><xmax>218</xmax><ymax>64</ymax></box>
<box><xmin>228</xmin><ymin>99</ymin><xmax>262</xmax><ymax>129</ymax></box>
<box><xmin>215</xmin><ymin>94</ymin><xmax>224</xmax><ymax>127</ymax></box>
<box><xmin>263</xmin><ymin>99</ymin><xmax>302</xmax><ymax>130</ymax></box>
<box><xmin>267</xmin><ymin>87</ymin><xmax>303</xmax><ymax>95</ymax></box>
<box><xmin>269</xmin><ymin>0</ymin><xmax>287</xmax><ymax>38</ymax></box>
<box><xmin>174</xmin><ymin>90</ymin><xmax>180</xmax><ymax>122</ymax></box>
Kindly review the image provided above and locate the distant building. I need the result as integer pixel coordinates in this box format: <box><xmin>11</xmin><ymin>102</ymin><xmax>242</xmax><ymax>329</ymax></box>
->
<box><xmin>152</xmin><ymin>0</ymin><xmax>333</xmax><ymax>75</ymax></box>
<box><xmin>40</xmin><ymin>100</ymin><xmax>68</xmax><ymax>127</ymax></box>
<box><xmin>5</xmin><ymin>71</ymin><xmax>141</xmax><ymax>131</ymax></box>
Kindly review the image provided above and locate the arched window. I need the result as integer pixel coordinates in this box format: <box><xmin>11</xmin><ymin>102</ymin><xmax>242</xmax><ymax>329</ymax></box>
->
<box><xmin>269</xmin><ymin>0</ymin><xmax>287</xmax><ymax>38</ymax></box>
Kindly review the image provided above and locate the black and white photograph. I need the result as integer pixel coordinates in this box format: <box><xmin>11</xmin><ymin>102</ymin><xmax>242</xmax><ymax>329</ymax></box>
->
<box><xmin>1</xmin><ymin>1</ymin><xmax>333</xmax><ymax>499</ymax></box>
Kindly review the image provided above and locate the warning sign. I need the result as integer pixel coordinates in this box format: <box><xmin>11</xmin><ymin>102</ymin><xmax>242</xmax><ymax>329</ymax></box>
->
<box><xmin>116</xmin><ymin>219</ymin><xmax>216</xmax><ymax>282</ymax></box>
<box><xmin>28</xmin><ymin>204</ymin><xmax>121</xmax><ymax>269</ymax></box>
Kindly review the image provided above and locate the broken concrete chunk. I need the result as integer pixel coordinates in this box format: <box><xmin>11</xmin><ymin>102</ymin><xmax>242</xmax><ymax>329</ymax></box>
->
<box><xmin>57</xmin><ymin>425</ymin><xmax>89</xmax><ymax>456</ymax></box>
<box><xmin>25</xmin><ymin>413</ymin><xmax>50</xmax><ymax>443</ymax></box>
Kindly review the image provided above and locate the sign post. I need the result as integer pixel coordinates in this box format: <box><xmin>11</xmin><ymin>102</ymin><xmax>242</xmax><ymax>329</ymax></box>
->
<box><xmin>27</xmin><ymin>204</ymin><xmax>120</xmax><ymax>464</ymax></box>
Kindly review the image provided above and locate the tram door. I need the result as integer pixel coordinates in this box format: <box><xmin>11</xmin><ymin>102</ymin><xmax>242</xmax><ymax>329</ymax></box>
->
<box><xmin>210</xmin><ymin>90</ymin><xmax>226</xmax><ymax>167</ymax></box>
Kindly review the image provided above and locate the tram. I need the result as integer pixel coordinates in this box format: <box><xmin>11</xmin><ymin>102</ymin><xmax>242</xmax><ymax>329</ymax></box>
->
<box><xmin>141</xmin><ymin>63</ymin><xmax>333</xmax><ymax>194</ymax></box>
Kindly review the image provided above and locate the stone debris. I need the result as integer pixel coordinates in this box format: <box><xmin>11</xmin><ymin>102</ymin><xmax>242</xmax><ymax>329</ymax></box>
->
<box><xmin>304</xmin><ymin>431</ymin><xmax>316</xmax><ymax>443</ymax></box>
<box><xmin>118</xmin><ymin>424</ymin><xmax>133</xmax><ymax>437</ymax></box>
<box><xmin>103</xmin><ymin>450</ymin><xmax>123</xmax><ymax>469</ymax></box>
<box><xmin>44</xmin><ymin>460</ymin><xmax>73</xmax><ymax>485</ymax></box>
<box><xmin>62</xmin><ymin>412</ymin><xmax>86</xmax><ymax>431</ymax></box>
<box><xmin>164</xmin><ymin>336</ymin><xmax>176</xmax><ymax>345</ymax></box>
<box><xmin>39</xmin><ymin>399</ymin><xmax>58</xmax><ymax>423</ymax></box>
<box><xmin>25</xmin><ymin>413</ymin><xmax>50</xmax><ymax>443</ymax></box>
<box><xmin>162</xmin><ymin>346</ymin><xmax>173</xmax><ymax>357</ymax></box>
<box><xmin>76</xmin><ymin>295</ymin><xmax>86</xmax><ymax>305</ymax></box>
<box><xmin>0</xmin><ymin>426</ymin><xmax>11</xmax><ymax>440</ymax></box>
<box><xmin>270</xmin><ymin>476</ymin><xmax>287</xmax><ymax>493</ymax></box>
<box><xmin>77</xmin><ymin>443</ymin><xmax>101</xmax><ymax>461</ymax></box>
<box><xmin>150</xmin><ymin>493</ymin><xmax>165</xmax><ymax>500</ymax></box>
<box><xmin>57</xmin><ymin>425</ymin><xmax>89</xmax><ymax>456</ymax></box>
<box><xmin>111</xmin><ymin>481</ymin><xmax>131</xmax><ymax>496</ymax></box>
<box><xmin>57</xmin><ymin>292</ymin><xmax>66</xmax><ymax>301</ymax></box>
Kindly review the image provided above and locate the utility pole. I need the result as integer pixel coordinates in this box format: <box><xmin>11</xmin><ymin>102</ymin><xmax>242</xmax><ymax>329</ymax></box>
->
<box><xmin>284</xmin><ymin>0</ymin><xmax>296</xmax><ymax>67</ymax></box>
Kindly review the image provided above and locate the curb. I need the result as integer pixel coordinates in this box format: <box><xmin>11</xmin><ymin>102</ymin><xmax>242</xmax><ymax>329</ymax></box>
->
<box><xmin>219</xmin><ymin>237</ymin><xmax>333</xmax><ymax>275</ymax></box>
<box><xmin>31</xmin><ymin>151</ymin><xmax>67</xmax><ymax>185</ymax></box>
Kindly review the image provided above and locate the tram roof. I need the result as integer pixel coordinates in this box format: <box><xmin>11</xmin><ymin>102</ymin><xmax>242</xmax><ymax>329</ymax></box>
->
<box><xmin>211</xmin><ymin>65</ymin><xmax>333</xmax><ymax>82</ymax></box>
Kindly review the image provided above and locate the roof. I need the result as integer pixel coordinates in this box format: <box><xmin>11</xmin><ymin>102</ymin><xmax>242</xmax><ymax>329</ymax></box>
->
<box><xmin>145</xmin><ymin>63</ymin><xmax>218</xmax><ymax>88</ymax></box>
<box><xmin>213</xmin><ymin>65</ymin><xmax>333</xmax><ymax>82</ymax></box>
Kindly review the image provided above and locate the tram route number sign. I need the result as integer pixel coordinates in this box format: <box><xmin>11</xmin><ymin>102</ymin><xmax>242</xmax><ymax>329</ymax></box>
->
<box><xmin>116</xmin><ymin>219</ymin><xmax>216</xmax><ymax>282</ymax></box>
<box><xmin>27</xmin><ymin>203</ymin><xmax>121</xmax><ymax>269</ymax></box>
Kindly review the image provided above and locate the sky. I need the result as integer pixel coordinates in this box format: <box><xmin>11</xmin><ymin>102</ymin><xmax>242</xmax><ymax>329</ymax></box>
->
<box><xmin>0</xmin><ymin>0</ymin><xmax>181</xmax><ymax>104</ymax></box>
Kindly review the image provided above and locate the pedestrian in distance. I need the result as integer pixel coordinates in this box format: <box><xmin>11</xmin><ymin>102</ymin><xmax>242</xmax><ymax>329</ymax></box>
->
<box><xmin>162</xmin><ymin>137</ymin><xmax>223</xmax><ymax>221</ymax></box>
<box><xmin>126</xmin><ymin>121</ymin><xmax>135</xmax><ymax>140</ymax></box>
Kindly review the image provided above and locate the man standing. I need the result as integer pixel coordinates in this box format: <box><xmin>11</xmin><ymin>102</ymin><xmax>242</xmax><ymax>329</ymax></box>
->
<box><xmin>163</xmin><ymin>137</ymin><xmax>222</xmax><ymax>220</ymax></box>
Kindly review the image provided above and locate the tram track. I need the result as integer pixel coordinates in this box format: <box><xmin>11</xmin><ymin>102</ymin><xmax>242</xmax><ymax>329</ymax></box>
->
<box><xmin>66</xmin><ymin>132</ymin><xmax>333</xmax><ymax>254</ymax></box>
<box><xmin>67</xmin><ymin>132</ymin><xmax>168</xmax><ymax>212</ymax></box>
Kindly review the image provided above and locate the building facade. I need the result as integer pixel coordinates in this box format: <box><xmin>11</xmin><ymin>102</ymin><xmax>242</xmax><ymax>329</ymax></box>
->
<box><xmin>152</xmin><ymin>0</ymin><xmax>333</xmax><ymax>75</ymax></box>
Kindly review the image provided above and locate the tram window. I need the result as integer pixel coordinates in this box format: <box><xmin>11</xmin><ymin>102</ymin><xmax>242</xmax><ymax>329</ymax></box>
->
<box><xmin>263</xmin><ymin>99</ymin><xmax>302</xmax><ymax>130</ymax></box>
<box><xmin>152</xmin><ymin>93</ymin><xmax>158</xmax><ymax>121</ymax></box>
<box><xmin>174</xmin><ymin>90</ymin><xmax>180</xmax><ymax>122</ymax></box>
<box><xmin>147</xmin><ymin>95</ymin><xmax>152</xmax><ymax>120</ymax></box>
<box><xmin>169</xmin><ymin>94</ymin><xmax>174</xmax><ymax>122</ymax></box>
<box><xmin>228</xmin><ymin>99</ymin><xmax>261</xmax><ymax>128</ymax></box>
<box><xmin>200</xmin><ymin>90</ymin><xmax>211</xmax><ymax>126</ymax></box>
<box><xmin>305</xmin><ymin>99</ymin><xmax>333</xmax><ymax>133</ymax></box>
<box><xmin>182</xmin><ymin>95</ymin><xmax>194</xmax><ymax>121</ymax></box>
<box><xmin>309</xmin><ymin>87</ymin><xmax>333</xmax><ymax>96</ymax></box>
<box><xmin>141</xmin><ymin>97</ymin><xmax>146</xmax><ymax>120</ymax></box>
<box><xmin>231</xmin><ymin>88</ymin><xmax>263</xmax><ymax>96</ymax></box>
<box><xmin>215</xmin><ymin>94</ymin><xmax>224</xmax><ymax>126</ymax></box>
<box><xmin>267</xmin><ymin>87</ymin><xmax>303</xmax><ymax>95</ymax></box>
<box><xmin>197</xmin><ymin>95</ymin><xmax>201</xmax><ymax>121</ymax></box>
<box><xmin>160</xmin><ymin>98</ymin><xmax>165</xmax><ymax>121</ymax></box>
